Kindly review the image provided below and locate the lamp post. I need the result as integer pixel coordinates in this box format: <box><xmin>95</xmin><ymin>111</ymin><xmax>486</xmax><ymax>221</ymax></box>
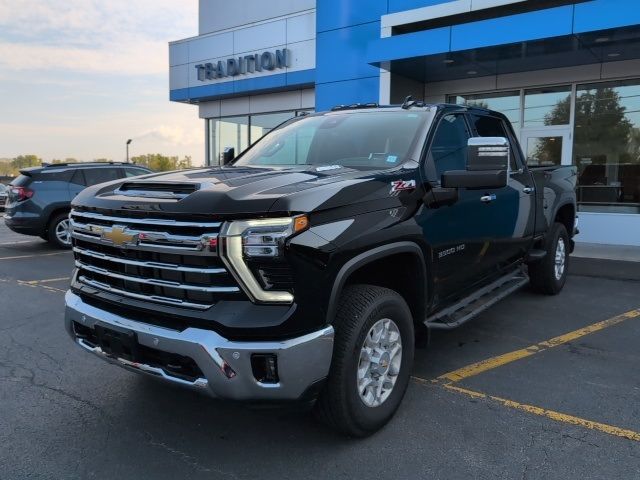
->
<box><xmin>126</xmin><ymin>139</ymin><xmax>132</xmax><ymax>163</ymax></box>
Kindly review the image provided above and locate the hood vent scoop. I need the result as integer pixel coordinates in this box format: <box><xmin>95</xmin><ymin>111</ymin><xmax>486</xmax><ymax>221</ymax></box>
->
<box><xmin>114</xmin><ymin>182</ymin><xmax>199</xmax><ymax>199</ymax></box>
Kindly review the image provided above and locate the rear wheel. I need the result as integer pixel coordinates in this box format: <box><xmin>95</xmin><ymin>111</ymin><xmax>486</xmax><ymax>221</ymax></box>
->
<box><xmin>529</xmin><ymin>222</ymin><xmax>569</xmax><ymax>295</ymax></box>
<box><xmin>47</xmin><ymin>212</ymin><xmax>72</xmax><ymax>249</ymax></box>
<box><xmin>314</xmin><ymin>285</ymin><xmax>414</xmax><ymax>437</ymax></box>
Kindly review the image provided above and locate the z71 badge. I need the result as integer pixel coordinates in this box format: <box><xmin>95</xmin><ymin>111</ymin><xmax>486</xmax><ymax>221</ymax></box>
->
<box><xmin>389</xmin><ymin>180</ymin><xmax>416</xmax><ymax>195</ymax></box>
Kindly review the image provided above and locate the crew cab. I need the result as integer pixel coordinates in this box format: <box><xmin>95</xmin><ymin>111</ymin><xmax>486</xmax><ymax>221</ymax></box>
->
<box><xmin>64</xmin><ymin>103</ymin><xmax>577</xmax><ymax>436</ymax></box>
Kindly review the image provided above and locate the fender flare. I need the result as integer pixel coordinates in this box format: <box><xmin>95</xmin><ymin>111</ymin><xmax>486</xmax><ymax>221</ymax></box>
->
<box><xmin>326</xmin><ymin>241</ymin><xmax>427</xmax><ymax>324</ymax></box>
<box><xmin>44</xmin><ymin>203</ymin><xmax>72</xmax><ymax>229</ymax></box>
<box><xmin>551</xmin><ymin>201</ymin><xmax>576</xmax><ymax>231</ymax></box>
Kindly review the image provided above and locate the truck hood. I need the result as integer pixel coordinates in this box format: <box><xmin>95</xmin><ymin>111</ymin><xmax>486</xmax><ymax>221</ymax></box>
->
<box><xmin>72</xmin><ymin>164</ymin><xmax>419</xmax><ymax>217</ymax></box>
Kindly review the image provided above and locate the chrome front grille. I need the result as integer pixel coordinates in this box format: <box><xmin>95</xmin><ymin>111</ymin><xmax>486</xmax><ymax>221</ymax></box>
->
<box><xmin>70</xmin><ymin>209</ymin><xmax>241</xmax><ymax>310</ymax></box>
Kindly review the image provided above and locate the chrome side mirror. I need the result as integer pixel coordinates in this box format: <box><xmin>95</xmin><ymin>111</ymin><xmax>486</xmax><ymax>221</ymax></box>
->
<box><xmin>467</xmin><ymin>137</ymin><xmax>510</xmax><ymax>172</ymax></box>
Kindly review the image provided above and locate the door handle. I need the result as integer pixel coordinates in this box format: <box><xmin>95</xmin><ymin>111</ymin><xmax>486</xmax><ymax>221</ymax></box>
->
<box><xmin>480</xmin><ymin>194</ymin><xmax>496</xmax><ymax>203</ymax></box>
<box><xmin>523</xmin><ymin>186</ymin><xmax>534</xmax><ymax>194</ymax></box>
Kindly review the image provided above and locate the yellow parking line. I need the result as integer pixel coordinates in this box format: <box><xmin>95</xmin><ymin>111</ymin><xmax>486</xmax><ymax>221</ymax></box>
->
<box><xmin>16</xmin><ymin>280</ymin><xmax>66</xmax><ymax>293</ymax></box>
<box><xmin>442</xmin><ymin>383</ymin><xmax>640</xmax><ymax>442</ymax></box>
<box><xmin>0</xmin><ymin>252</ymin><xmax>70</xmax><ymax>261</ymax></box>
<box><xmin>435</xmin><ymin>308</ymin><xmax>640</xmax><ymax>384</ymax></box>
<box><xmin>0</xmin><ymin>240</ymin><xmax>39</xmax><ymax>246</ymax></box>
<box><xmin>21</xmin><ymin>277</ymin><xmax>70</xmax><ymax>284</ymax></box>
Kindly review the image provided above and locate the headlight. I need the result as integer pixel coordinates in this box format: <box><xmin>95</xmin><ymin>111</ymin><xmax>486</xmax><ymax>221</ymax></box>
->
<box><xmin>220</xmin><ymin>216</ymin><xmax>308</xmax><ymax>303</ymax></box>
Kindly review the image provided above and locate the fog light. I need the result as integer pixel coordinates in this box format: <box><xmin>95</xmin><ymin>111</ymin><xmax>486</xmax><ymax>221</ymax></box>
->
<box><xmin>251</xmin><ymin>354</ymin><xmax>279</xmax><ymax>384</ymax></box>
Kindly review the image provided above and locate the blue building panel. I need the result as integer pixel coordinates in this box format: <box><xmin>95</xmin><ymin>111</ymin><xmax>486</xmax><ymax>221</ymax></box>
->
<box><xmin>573</xmin><ymin>0</ymin><xmax>640</xmax><ymax>33</ymax></box>
<box><xmin>316</xmin><ymin>0</ymin><xmax>387</xmax><ymax>32</ymax></box>
<box><xmin>287</xmin><ymin>69</ymin><xmax>316</xmax><ymax>85</ymax></box>
<box><xmin>171</xmin><ymin>69</ymin><xmax>315</xmax><ymax>103</ymax></box>
<box><xmin>188</xmin><ymin>81</ymin><xmax>235</xmax><ymax>100</ymax></box>
<box><xmin>170</xmin><ymin>88</ymin><xmax>189</xmax><ymax>102</ymax></box>
<box><xmin>232</xmin><ymin>73</ymin><xmax>287</xmax><ymax>94</ymax></box>
<box><xmin>367</xmin><ymin>26</ymin><xmax>450</xmax><ymax>64</ymax></box>
<box><xmin>316</xmin><ymin>21</ymin><xmax>383</xmax><ymax>84</ymax></box>
<box><xmin>315</xmin><ymin>76</ymin><xmax>379</xmax><ymax>111</ymax></box>
<box><xmin>450</xmin><ymin>5</ymin><xmax>574</xmax><ymax>51</ymax></box>
<box><xmin>176</xmin><ymin>1</ymin><xmax>640</xmax><ymax>109</ymax></box>
<box><xmin>388</xmin><ymin>0</ymin><xmax>455</xmax><ymax>14</ymax></box>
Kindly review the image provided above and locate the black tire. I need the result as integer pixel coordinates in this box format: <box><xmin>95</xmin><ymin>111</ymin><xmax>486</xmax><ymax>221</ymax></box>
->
<box><xmin>47</xmin><ymin>212</ymin><xmax>72</xmax><ymax>249</ymax></box>
<box><xmin>313</xmin><ymin>285</ymin><xmax>414</xmax><ymax>437</ymax></box>
<box><xmin>529</xmin><ymin>222</ymin><xmax>569</xmax><ymax>295</ymax></box>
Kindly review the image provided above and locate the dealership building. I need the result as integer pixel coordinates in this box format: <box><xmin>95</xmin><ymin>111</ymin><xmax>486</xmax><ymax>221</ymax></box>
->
<box><xmin>170</xmin><ymin>0</ymin><xmax>640</xmax><ymax>246</ymax></box>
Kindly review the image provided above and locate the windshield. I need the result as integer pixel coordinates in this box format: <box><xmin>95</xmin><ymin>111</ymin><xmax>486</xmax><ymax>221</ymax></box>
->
<box><xmin>234</xmin><ymin>111</ymin><xmax>427</xmax><ymax>169</ymax></box>
<box><xmin>0</xmin><ymin>184</ymin><xmax>6</xmax><ymax>193</ymax></box>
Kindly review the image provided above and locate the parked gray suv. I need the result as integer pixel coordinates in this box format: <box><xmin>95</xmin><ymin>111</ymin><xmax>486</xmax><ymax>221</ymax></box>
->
<box><xmin>4</xmin><ymin>162</ymin><xmax>151</xmax><ymax>248</ymax></box>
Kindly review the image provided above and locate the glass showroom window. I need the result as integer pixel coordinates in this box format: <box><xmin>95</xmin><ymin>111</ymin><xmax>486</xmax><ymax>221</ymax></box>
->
<box><xmin>207</xmin><ymin>111</ymin><xmax>314</xmax><ymax>165</ymax></box>
<box><xmin>523</xmin><ymin>86</ymin><xmax>571</xmax><ymax>128</ymax></box>
<box><xmin>574</xmin><ymin>79</ymin><xmax>640</xmax><ymax>214</ymax></box>
<box><xmin>250</xmin><ymin>112</ymin><xmax>297</xmax><ymax>144</ymax></box>
<box><xmin>207</xmin><ymin>116</ymin><xmax>249</xmax><ymax>165</ymax></box>
<box><xmin>449</xmin><ymin>91</ymin><xmax>521</xmax><ymax>132</ymax></box>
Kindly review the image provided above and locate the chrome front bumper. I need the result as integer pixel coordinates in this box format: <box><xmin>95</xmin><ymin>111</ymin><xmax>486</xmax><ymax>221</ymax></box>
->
<box><xmin>64</xmin><ymin>291</ymin><xmax>334</xmax><ymax>401</ymax></box>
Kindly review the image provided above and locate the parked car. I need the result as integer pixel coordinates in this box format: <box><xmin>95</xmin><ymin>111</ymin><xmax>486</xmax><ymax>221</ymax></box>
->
<box><xmin>4</xmin><ymin>162</ymin><xmax>151</xmax><ymax>248</ymax></box>
<box><xmin>64</xmin><ymin>104</ymin><xmax>577</xmax><ymax>436</ymax></box>
<box><xmin>0</xmin><ymin>183</ymin><xmax>7</xmax><ymax>211</ymax></box>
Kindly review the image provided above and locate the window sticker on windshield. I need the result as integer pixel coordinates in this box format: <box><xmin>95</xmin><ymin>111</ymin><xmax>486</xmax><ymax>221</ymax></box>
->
<box><xmin>386</xmin><ymin>155</ymin><xmax>398</xmax><ymax>163</ymax></box>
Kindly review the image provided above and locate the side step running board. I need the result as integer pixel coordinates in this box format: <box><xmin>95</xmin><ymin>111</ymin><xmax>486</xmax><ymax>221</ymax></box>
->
<box><xmin>425</xmin><ymin>269</ymin><xmax>529</xmax><ymax>330</ymax></box>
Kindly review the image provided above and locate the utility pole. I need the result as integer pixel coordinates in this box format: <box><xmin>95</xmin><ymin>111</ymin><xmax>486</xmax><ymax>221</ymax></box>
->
<box><xmin>126</xmin><ymin>139</ymin><xmax>132</xmax><ymax>163</ymax></box>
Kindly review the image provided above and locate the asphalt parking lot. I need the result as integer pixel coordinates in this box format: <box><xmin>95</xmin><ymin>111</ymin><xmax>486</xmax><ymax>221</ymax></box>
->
<box><xmin>1</xmin><ymin>222</ymin><xmax>639</xmax><ymax>479</ymax></box>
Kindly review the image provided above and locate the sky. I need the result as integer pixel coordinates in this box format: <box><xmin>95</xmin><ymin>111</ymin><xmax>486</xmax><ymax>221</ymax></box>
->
<box><xmin>0</xmin><ymin>0</ymin><xmax>205</xmax><ymax>165</ymax></box>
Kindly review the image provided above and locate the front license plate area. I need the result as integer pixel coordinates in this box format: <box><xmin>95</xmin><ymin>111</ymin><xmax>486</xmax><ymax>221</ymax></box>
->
<box><xmin>94</xmin><ymin>322</ymin><xmax>138</xmax><ymax>362</ymax></box>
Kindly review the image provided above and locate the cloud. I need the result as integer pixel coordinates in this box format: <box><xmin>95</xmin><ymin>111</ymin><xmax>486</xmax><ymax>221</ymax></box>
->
<box><xmin>0</xmin><ymin>40</ymin><xmax>168</xmax><ymax>75</ymax></box>
<box><xmin>0</xmin><ymin>1</ymin><xmax>204</xmax><ymax>165</ymax></box>
<box><xmin>134</xmin><ymin>124</ymin><xmax>202</xmax><ymax>147</ymax></box>
<box><xmin>0</xmin><ymin>0</ymin><xmax>197</xmax><ymax>76</ymax></box>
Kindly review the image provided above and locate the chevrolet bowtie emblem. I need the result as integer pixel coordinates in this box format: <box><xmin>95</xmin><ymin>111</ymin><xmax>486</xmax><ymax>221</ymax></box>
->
<box><xmin>102</xmin><ymin>225</ymin><xmax>137</xmax><ymax>247</ymax></box>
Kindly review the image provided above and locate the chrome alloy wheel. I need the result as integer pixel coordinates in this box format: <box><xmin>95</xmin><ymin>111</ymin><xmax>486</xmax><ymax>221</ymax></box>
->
<box><xmin>554</xmin><ymin>237</ymin><xmax>566</xmax><ymax>280</ymax></box>
<box><xmin>56</xmin><ymin>218</ymin><xmax>71</xmax><ymax>246</ymax></box>
<box><xmin>357</xmin><ymin>318</ymin><xmax>403</xmax><ymax>408</ymax></box>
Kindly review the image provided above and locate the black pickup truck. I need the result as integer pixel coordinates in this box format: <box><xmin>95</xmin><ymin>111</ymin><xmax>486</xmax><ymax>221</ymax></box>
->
<box><xmin>64</xmin><ymin>103</ymin><xmax>577</xmax><ymax>436</ymax></box>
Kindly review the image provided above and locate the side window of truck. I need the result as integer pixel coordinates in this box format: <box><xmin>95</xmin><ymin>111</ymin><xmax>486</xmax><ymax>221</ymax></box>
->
<box><xmin>470</xmin><ymin>114</ymin><xmax>519</xmax><ymax>171</ymax></box>
<box><xmin>429</xmin><ymin>114</ymin><xmax>471</xmax><ymax>181</ymax></box>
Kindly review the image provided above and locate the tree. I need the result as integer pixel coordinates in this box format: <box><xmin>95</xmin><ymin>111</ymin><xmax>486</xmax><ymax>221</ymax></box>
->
<box><xmin>130</xmin><ymin>154</ymin><xmax>193</xmax><ymax>171</ymax></box>
<box><xmin>12</xmin><ymin>155</ymin><xmax>42</xmax><ymax>169</ymax></box>
<box><xmin>51</xmin><ymin>158</ymin><xmax>79</xmax><ymax>164</ymax></box>
<box><xmin>572</xmin><ymin>87</ymin><xmax>632</xmax><ymax>164</ymax></box>
<box><xmin>532</xmin><ymin>88</ymin><xmax>633</xmax><ymax>167</ymax></box>
<box><xmin>177</xmin><ymin>156</ymin><xmax>192</xmax><ymax>170</ymax></box>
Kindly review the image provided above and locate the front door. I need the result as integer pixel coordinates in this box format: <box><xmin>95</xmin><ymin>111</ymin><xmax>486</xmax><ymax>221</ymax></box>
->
<box><xmin>418</xmin><ymin>113</ymin><xmax>516</xmax><ymax>303</ymax></box>
<box><xmin>520</xmin><ymin>127</ymin><xmax>571</xmax><ymax>167</ymax></box>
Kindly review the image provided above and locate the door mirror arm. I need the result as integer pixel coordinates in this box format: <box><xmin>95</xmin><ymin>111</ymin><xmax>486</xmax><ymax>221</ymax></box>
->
<box><xmin>423</xmin><ymin>186</ymin><xmax>459</xmax><ymax>208</ymax></box>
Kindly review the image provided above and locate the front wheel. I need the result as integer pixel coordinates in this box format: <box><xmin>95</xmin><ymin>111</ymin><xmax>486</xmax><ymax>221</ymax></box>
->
<box><xmin>529</xmin><ymin>222</ymin><xmax>569</xmax><ymax>295</ymax></box>
<box><xmin>314</xmin><ymin>285</ymin><xmax>414</xmax><ymax>437</ymax></box>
